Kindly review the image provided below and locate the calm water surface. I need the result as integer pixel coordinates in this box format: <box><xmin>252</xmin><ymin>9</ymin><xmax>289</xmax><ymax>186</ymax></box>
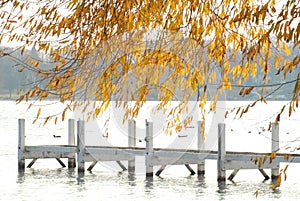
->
<box><xmin>0</xmin><ymin>101</ymin><xmax>300</xmax><ymax>201</ymax></box>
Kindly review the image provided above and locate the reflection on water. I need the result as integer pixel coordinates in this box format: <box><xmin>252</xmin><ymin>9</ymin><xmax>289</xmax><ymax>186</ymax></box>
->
<box><xmin>7</xmin><ymin>166</ymin><xmax>296</xmax><ymax>201</ymax></box>
<box><xmin>145</xmin><ymin>177</ymin><xmax>154</xmax><ymax>188</ymax></box>
<box><xmin>217</xmin><ymin>181</ymin><xmax>227</xmax><ymax>193</ymax></box>
<box><xmin>17</xmin><ymin>171</ymin><xmax>25</xmax><ymax>184</ymax></box>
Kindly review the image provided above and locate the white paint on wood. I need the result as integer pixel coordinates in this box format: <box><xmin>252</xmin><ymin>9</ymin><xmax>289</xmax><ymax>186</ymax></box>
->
<box><xmin>25</xmin><ymin>145</ymin><xmax>77</xmax><ymax>153</ymax></box>
<box><xmin>197</xmin><ymin>121</ymin><xmax>205</xmax><ymax>175</ymax></box>
<box><xmin>217</xmin><ymin>123</ymin><xmax>226</xmax><ymax>182</ymax></box>
<box><xmin>17</xmin><ymin>120</ymin><xmax>300</xmax><ymax>183</ymax></box>
<box><xmin>145</xmin><ymin>120</ymin><xmax>153</xmax><ymax>177</ymax></box>
<box><xmin>128</xmin><ymin>120</ymin><xmax>136</xmax><ymax>173</ymax></box>
<box><xmin>83</xmin><ymin>154</ymin><xmax>131</xmax><ymax>162</ymax></box>
<box><xmin>77</xmin><ymin>120</ymin><xmax>85</xmax><ymax>172</ymax></box>
<box><xmin>271</xmin><ymin>123</ymin><xmax>280</xmax><ymax>180</ymax></box>
<box><xmin>23</xmin><ymin>150</ymin><xmax>75</xmax><ymax>159</ymax></box>
<box><xmin>224</xmin><ymin>160</ymin><xmax>279</xmax><ymax>170</ymax></box>
<box><xmin>152</xmin><ymin>157</ymin><xmax>203</xmax><ymax>166</ymax></box>
<box><xmin>18</xmin><ymin>119</ymin><xmax>25</xmax><ymax>171</ymax></box>
<box><xmin>68</xmin><ymin>119</ymin><xmax>76</xmax><ymax>168</ymax></box>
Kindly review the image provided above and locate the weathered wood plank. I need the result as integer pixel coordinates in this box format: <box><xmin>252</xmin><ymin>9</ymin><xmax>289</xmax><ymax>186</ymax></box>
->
<box><xmin>271</xmin><ymin>123</ymin><xmax>279</xmax><ymax>181</ymax></box>
<box><xmin>145</xmin><ymin>120</ymin><xmax>154</xmax><ymax>178</ymax></box>
<box><xmin>128</xmin><ymin>120</ymin><xmax>136</xmax><ymax>174</ymax></box>
<box><xmin>224</xmin><ymin>160</ymin><xmax>279</xmax><ymax>170</ymax></box>
<box><xmin>68</xmin><ymin>119</ymin><xmax>76</xmax><ymax>168</ymax></box>
<box><xmin>23</xmin><ymin>151</ymin><xmax>75</xmax><ymax>159</ymax></box>
<box><xmin>85</xmin><ymin>147</ymin><xmax>146</xmax><ymax>156</ymax></box>
<box><xmin>83</xmin><ymin>154</ymin><xmax>131</xmax><ymax>162</ymax></box>
<box><xmin>77</xmin><ymin>120</ymin><xmax>85</xmax><ymax>172</ymax></box>
<box><xmin>152</xmin><ymin>157</ymin><xmax>202</xmax><ymax>166</ymax></box>
<box><xmin>18</xmin><ymin>119</ymin><xmax>25</xmax><ymax>171</ymax></box>
<box><xmin>217</xmin><ymin>123</ymin><xmax>226</xmax><ymax>182</ymax></box>
<box><xmin>25</xmin><ymin>145</ymin><xmax>77</xmax><ymax>153</ymax></box>
<box><xmin>197</xmin><ymin>121</ymin><xmax>205</xmax><ymax>175</ymax></box>
<box><xmin>22</xmin><ymin>145</ymin><xmax>300</xmax><ymax>164</ymax></box>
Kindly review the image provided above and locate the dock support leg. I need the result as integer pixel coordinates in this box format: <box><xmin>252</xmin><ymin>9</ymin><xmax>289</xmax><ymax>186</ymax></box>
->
<box><xmin>128</xmin><ymin>120</ymin><xmax>136</xmax><ymax>174</ymax></box>
<box><xmin>18</xmin><ymin>119</ymin><xmax>25</xmax><ymax>172</ymax></box>
<box><xmin>155</xmin><ymin>165</ymin><xmax>166</xmax><ymax>176</ymax></box>
<box><xmin>77</xmin><ymin>120</ymin><xmax>85</xmax><ymax>173</ymax></box>
<box><xmin>185</xmin><ymin>164</ymin><xmax>196</xmax><ymax>175</ymax></box>
<box><xmin>145</xmin><ymin>120</ymin><xmax>153</xmax><ymax>178</ymax></box>
<box><xmin>116</xmin><ymin>161</ymin><xmax>127</xmax><ymax>171</ymax></box>
<box><xmin>228</xmin><ymin>169</ymin><xmax>239</xmax><ymax>181</ymax></box>
<box><xmin>87</xmin><ymin>161</ymin><xmax>97</xmax><ymax>171</ymax></box>
<box><xmin>56</xmin><ymin>158</ymin><xmax>66</xmax><ymax>168</ymax></box>
<box><xmin>259</xmin><ymin>169</ymin><xmax>270</xmax><ymax>181</ymax></box>
<box><xmin>68</xmin><ymin>119</ymin><xmax>76</xmax><ymax>168</ymax></box>
<box><xmin>27</xmin><ymin>158</ymin><xmax>37</xmax><ymax>168</ymax></box>
<box><xmin>271</xmin><ymin>123</ymin><xmax>280</xmax><ymax>182</ymax></box>
<box><xmin>217</xmin><ymin>123</ymin><xmax>226</xmax><ymax>182</ymax></box>
<box><xmin>197</xmin><ymin>121</ymin><xmax>205</xmax><ymax>175</ymax></box>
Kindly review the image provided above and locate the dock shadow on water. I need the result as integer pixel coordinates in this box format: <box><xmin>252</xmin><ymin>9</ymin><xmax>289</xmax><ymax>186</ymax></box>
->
<box><xmin>217</xmin><ymin>181</ymin><xmax>227</xmax><ymax>194</ymax></box>
<box><xmin>145</xmin><ymin>177</ymin><xmax>154</xmax><ymax>189</ymax></box>
<box><xmin>77</xmin><ymin>172</ymin><xmax>85</xmax><ymax>184</ymax></box>
<box><xmin>16</xmin><ymin>171</ymin><xmax>25</xmax><ymax>184</ymax></box>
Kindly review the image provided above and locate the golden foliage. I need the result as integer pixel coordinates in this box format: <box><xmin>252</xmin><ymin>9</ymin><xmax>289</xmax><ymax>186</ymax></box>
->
<box><xmin>0</xmin><ymin>0</ymin><xmax>298</xmax><ymax>129</ymax></box>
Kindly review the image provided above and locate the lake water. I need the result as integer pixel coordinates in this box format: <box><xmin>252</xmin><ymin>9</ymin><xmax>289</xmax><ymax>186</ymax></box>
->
<box><xmin>0</xmin><ymin>100</ymin><xmax>300</xmax><ymax>201</ymax></box>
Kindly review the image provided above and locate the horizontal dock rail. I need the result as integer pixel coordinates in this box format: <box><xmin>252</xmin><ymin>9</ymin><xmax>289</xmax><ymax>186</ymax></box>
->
<box><xmin>18</xmin><ymin>119</ymin><xmax>300</xmax><ymax>183</ymax></box>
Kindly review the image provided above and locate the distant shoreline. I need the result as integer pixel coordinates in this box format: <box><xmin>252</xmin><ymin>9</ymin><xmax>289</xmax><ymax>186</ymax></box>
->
<box><xmin>0</xmin><ymin>98</ymin><xmax>291</xmax><ymax>102</ymax></box>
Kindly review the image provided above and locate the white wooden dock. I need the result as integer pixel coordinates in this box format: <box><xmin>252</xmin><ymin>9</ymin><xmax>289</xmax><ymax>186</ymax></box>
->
<box><xmin>18</xmin><ymin>119</ymin><xmax>300</xmax><ymax>183</ymax></box>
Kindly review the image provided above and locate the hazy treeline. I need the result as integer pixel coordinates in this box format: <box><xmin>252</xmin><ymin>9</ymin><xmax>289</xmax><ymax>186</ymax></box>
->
<box><xmin>0</xmin><ymin>46</ymin><xmax>45</xmax><ymax>99</ymax></box>
<box><xmin>0</xmin><ymin>46</ymin><xmax>296</xmax><ymax>100</ymax></box>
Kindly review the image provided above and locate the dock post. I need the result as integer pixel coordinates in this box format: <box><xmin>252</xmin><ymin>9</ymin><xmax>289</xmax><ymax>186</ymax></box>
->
<box><xmin>217</xmin><ymin>123</ymin><xmax>226</xmax><ymax>182</ymax></box>
<box><xmin>18</xmin><ymin>119</ymin><xmax>25</xmax><ymax>172</ymax></box>
<box><xmin>68</xmin><ymin>119</ymin><xmax>76</xmax><ymax>168</ymax></box>
<box><xmin>77</xmin><ymin>120</ymin><xmax>85</xmax><ymax>172</ymax></box>
<box><xmin>271</xmin><ymin>122</ymin><xmax>280</xmax><ymax>182</ymax></box>
<box><xmin>128</xmin><ymin>120</ymin><xmax>136</xmax><ymax>174</ymax></box>
<box><xmin>145</xmin><ymin>120</ymin><xmax>153</xmax><ymax>178</ymax></box>
<box><xmin>197</xmin><ymin>121</ymin><xmax>205</xmax><ymax>176</ymax></box>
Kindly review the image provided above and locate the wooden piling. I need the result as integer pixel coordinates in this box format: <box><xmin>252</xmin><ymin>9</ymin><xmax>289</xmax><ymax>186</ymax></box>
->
<box><xmin>197</xmin><ymin>121</ymin><xmax>205</xmax><ymax>175</ymax></box>
<box><xmin>145</xmin><ymin>120</ymin><xmax>153</xmax><ymax>178</ymax></box>
<box><xmin>217</xmin><ymin>123</ymin><xmax>226</xmax><ymax>182</ymax></box>
<box><xmin>18</xmin><ymin>119</ymin><xmax>25</xmax><ymax>172</ymax></box>
<box><xmin>128</xmin><ymin>120</ymin><xmax>136</xmax><ymax>174</ymax></box>
<box><xmin>68</xmin><ymin>119</ymin><xmax>76</xmax><ymax>168</ymax></box>
<box><xmin>77</xmin><ymin>120</ymin><xmax>85</xmax><ymax>172</ymax></box>
<box><xmin>271</xmin><ymin>123</ymin><xmax>280</xmax><ymax>181</ymax></box>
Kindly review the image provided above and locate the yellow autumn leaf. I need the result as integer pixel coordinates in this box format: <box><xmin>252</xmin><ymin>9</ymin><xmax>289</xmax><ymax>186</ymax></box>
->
<box><xmin>270</xmin><ymin>152</ymin><xmax>276</xmax><ymax>163</ymax></box>
<box><xmin>37</xmin><ymin>108</ymin><xmax>41</xmax><ymax>118</ymax></box>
